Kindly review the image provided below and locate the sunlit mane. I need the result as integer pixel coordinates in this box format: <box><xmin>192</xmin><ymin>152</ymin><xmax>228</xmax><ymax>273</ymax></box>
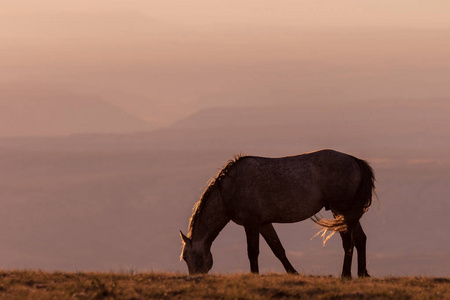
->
<box><xmin>187</xmin><ymin>154</ymin><xmax>246</xmax><ymax>234</ymax></box>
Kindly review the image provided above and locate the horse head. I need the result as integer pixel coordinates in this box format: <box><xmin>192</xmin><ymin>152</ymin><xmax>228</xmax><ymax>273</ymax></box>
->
<box><xmin>180</xmin><ymin>231</ymin><xmax>213</xmax><ymax>275</ymax></box>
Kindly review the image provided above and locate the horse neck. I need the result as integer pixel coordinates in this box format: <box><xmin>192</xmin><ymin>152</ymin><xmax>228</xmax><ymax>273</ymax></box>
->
<box><xmin>189</xmin><ymin>188</ymin><xmax>230</xmax><ymax>249</ymax></box>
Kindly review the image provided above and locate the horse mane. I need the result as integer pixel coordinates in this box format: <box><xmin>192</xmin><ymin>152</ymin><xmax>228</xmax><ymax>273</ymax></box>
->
<box><xmin>188</xmin><ymin>154</ymin><xmax>246</xmax><ymax>235</ymax></box>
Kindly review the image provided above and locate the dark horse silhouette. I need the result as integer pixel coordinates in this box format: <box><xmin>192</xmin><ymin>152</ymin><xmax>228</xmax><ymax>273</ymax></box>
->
<box><xmin>180</xmin><ymin>149</ymin><xmax>375</xmax><ymax>278</ymax></box>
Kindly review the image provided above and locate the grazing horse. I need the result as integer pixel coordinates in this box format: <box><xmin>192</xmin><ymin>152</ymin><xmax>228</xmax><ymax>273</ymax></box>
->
<box><xmin>180</xmin><ymin>149</ymin><xmax>375</xmax><ymax>278</ymax></box>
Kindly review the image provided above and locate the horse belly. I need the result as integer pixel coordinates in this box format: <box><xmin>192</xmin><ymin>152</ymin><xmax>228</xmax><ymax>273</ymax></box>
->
<box><xmin>262</xmin><ymin>189</ymin><xmax>325</xmax><ymax>223</ymax></box>
<box><xmin>229</xmin><ymin>183</ymin><xmax>325</xmax><ymax>225</ymax></box>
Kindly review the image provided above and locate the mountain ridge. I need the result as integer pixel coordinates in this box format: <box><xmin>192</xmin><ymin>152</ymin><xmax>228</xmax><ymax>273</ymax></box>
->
<box><xmin>1</xmin><ymin>99</ymin><xmax>449</xmax><ymax>159</ymax></box>
<box><xmin>0</xmin><ymin>83</ymin><xmax>155</xmax><ymax>137</ymax></box>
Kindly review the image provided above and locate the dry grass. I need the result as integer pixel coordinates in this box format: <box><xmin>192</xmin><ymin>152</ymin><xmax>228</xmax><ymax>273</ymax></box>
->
<box><xmin>0</xmin><ymin>270</ymin><xmax>448</xmax><ymax>299</ymax></box>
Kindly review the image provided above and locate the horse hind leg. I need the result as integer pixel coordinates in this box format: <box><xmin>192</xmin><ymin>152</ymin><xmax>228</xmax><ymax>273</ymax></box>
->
<box><xmin>244</xmin><ymin>225</ymin><xmax>260</xmax><ymax>273</ymax></box>
<box><xmin>259</xmin><ymin>223</ymin><xmax>298</xmax><ymax>274</ymax></box>
<box><xmin>339</xmin><ymin>227</ymin><xmax>355</xmax><ymax>279</ymax></box>
<box><xmin>352</xmin><ymin>222</ymin><xmax>370</xmax><ymax>277</ymax></box>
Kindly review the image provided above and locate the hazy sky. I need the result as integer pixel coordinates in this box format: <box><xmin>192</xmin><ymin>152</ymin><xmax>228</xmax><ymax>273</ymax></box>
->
<box><xmin>2</xmin><ymin>1</ymin><xmax>450</xmax><ymax>128</ymax></box>
<box><xmin>1</xmin><ymin>2</ymin><xmax>450</xmax><ymax>276</ymax></box>
<box><xmin>3</xmin><ymin>1</ymin><xmax>450</xmax><ymax>29</ymax></box>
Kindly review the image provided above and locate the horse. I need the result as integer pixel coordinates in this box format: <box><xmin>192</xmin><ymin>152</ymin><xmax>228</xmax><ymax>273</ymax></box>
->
<box><xmin>180</xmin><ymin>149</ymin><xmax>375</xmax><ymax>278</ymax></box>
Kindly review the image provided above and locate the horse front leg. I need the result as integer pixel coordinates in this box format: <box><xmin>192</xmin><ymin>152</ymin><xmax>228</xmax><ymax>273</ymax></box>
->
<box><xmin>353</xmin><ymin>222</ymin><xmax>370</xmax><ymax>277</ymax></box>
<box><xmin>259</xmin><ymin>223</ymin><xmax>298</xmax><ymax>274</ymax></box>
<box><xmin>244</xmin><ymin>225</ymin><xmax>260</xmax><ymax>273</ymax></box>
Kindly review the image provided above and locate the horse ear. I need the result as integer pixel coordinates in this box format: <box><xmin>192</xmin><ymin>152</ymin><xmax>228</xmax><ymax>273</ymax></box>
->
<box><xmin>180</xmin><ymin>230</ymin><xmax>191</xmax><ymax>245</ymax></box>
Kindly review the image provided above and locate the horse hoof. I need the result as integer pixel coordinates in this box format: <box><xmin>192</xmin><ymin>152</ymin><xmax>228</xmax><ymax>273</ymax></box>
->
<box><xmin>341</xmin><ymin>274</ymin><xmax>352</xmax><ymax>280</ymax></box>
<box><xmin>358</xmin><ymin>272</ymin><xmax>371</xmax><ymax>278</ymax></box>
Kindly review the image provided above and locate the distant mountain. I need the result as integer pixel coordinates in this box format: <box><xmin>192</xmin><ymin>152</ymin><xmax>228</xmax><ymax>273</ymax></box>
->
<box><xmin>159</xmin><ymin>99</ymin><xmax>450</xmax><ymax>158</ymax></box>
<box><xmin>0</xmin><ymin>84</ymin><xmax>155</xmax><ymax>137</ymax></box>
<box><xmin>0</xmin><ymin>98</ymin><xmax>449</xmax><ymax>160</ymax></box>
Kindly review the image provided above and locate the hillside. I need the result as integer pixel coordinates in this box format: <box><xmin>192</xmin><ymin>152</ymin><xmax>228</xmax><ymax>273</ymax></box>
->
<box><xmin>0</xmin><ymin>271</ymin><xmax>448</xmax><ymax>299</ymax></box>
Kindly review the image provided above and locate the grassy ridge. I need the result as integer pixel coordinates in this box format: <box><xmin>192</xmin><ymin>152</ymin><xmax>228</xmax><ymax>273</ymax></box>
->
<box><xmin>0</xmin><ymin>271</ymin><xmax>448</xmax><ymax>299</ymax></box>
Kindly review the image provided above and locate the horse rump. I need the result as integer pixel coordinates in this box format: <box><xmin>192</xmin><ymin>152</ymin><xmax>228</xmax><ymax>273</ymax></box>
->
<box><xmin>311</xmin><ymin>157</ymin><xmax>375</xmax><ymax>233</ymax></box>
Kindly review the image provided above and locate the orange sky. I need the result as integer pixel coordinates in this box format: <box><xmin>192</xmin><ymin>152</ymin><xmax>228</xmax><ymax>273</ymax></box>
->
<box><xmin>1</xmin><ymin>1</ymin><xmax>450</xmax><ymax>127</ymax></box>
<box><xmin>0</xmin><ymin>2</ymin><xmax>450</xmax><ymax>276</ymax></box>
<box><xmin>3</xmin><ymin>1</ymin><xmax>450</xmax><ymax>29</ymax></box>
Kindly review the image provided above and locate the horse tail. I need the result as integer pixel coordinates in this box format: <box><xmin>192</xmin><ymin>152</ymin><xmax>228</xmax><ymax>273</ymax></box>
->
<box><xmin>311</xmin><ymin>158</ymin><xmax>375</xmax><ymax>233</ymax></box>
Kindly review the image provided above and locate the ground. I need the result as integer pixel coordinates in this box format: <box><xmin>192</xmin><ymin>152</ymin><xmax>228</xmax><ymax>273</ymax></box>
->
<box><xmin>0</xmin><ymin>271</ymin><xmax>448</xmax><ymax>299</ymax></box>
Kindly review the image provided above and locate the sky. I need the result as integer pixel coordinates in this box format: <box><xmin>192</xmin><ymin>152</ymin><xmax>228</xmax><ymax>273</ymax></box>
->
<box><xmin>1</xmin><ymin>1</ymin><xmax>450</xmax><ymax>129</ymax></box>
<box><xmin>0</xmin><ymin>1</ymin><xmax>450</xmax><ymax>276</ymax></box>
<box><xmin>3</xmin><ymin>1</ymin><xmax>450</xmax><ymax>29</ymax></box>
